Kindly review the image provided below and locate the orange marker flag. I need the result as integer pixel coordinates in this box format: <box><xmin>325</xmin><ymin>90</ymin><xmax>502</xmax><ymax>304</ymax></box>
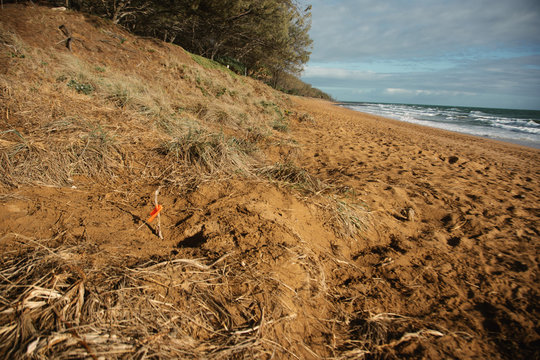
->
<box><xmin>147</xmin><ymin>204</ymin><xmax>162</xmax><ymax>223</ymax></box>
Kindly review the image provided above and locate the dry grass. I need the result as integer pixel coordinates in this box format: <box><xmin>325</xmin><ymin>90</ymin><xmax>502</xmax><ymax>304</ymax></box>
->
<box><xmin>158</xmin><ymin>128</ymin><xmax>256</xmax><ymax>178</ymax></box>
<box><xmin>0</xmin><ymin>238</ymin><xmax>308</xmax><ymax>359</ymax></box>
<box><xmin>0</xmin><ymin>7</ymin><xmax>521</xmax><ymax>360</ymax></box>
<box><xmin>330</xmin><ymin>197</ymin><xmax>371</xmax><ymax>239</ymax></box>
<box><xmin>257</xmin><ymin>161</ymin><xmax>326</xmax><ymax>194</ymax></box>
<box><xmin>0</xmin><ymin>234</ymin><xmax>447</xmax><ymax>359</ymax></box>
<box><xmin>58</xmin><ymin>53</ymin><xmax>175</xmax><ymax>118</ymax></box>
<box><xmin>0</xmin><ymin>10</ymin><xmax>402</xmax><ymax>357</ymax></box>
<box><xmin>337</xmin><ymin>312</ymin><xmax>446</xmax><ymax>359</ymax></box>
<box><xmin>0</xmin><ymin>123</ymin><xmax>130</xmax><ymax>187</ymax></box>
<box><xmin>0</xmin><ymin>21</ymin><xmax>280</xmax><ymax>190</ymax></box>
<box><xmin>0</xmin><ymin>6</ymin><xmax>374</xmax><ymax>242</ymax></box>
<box><xmin>0</xmin><ymin>23</ymin><xmax>26</xmax><ymax>59</ymax></box>
<box><xmin>257</xmin><ymin>162</ymin><xmax>370</xmax><ymax>238</ymax></box>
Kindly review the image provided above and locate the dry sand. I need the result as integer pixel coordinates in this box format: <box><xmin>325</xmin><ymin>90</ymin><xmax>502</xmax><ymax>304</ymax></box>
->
<box><xmin>2</xmin><ymin>96</ymin><xmax>538</xmax><ymax>358</ymax></box>
<box><xmin>0</xmin><ymin>4</ymin><xmax>539</xmax><ymax>359</ymax></box>
<box><xmin>292</xmin><ymin>97</ymin><xmax>540</xmax><ymax>357</ymax></box>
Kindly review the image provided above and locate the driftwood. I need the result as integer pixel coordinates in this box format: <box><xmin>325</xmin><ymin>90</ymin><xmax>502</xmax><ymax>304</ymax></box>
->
<box><xmin>59</xmin><ymin>24</ymin><xmax>72</xmax><ymax>51</ymax></box>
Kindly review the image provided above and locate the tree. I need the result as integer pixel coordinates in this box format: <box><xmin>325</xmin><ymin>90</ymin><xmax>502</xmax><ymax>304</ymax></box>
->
<box><xmin>62</xmin><ymin>0</ymin><xmax>151</xmax><ymax>24</ymax></box>
<box><xmin>55</xmin><ymin>0</ymin><xmax>313</xmax><ymax>86</ymax></box>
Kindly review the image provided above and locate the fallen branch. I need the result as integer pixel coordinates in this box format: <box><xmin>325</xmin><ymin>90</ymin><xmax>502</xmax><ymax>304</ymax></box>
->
<box><xmin>58</xmin><ymin>25</ymin><xmax>72</xmax><ymax>51</ymax></box>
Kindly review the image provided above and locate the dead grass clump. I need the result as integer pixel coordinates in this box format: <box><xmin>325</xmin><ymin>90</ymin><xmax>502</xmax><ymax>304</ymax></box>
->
<box><xmin>0</xmin><ymin>130</ymin><xmax>72</xmax><ymax>187</ymax></box>
<box><xmin>58</xmin><ymin>54</ymin><xmax>174</xmax><ymax>117</ymax></box>
<box><xmin>339</xmin><ymin>312</ymin><xmax>445</xmax><ymax>359</ymax></box>
<box><xmin>0</xmin><ymin>240</ymin><xmax>304</xmax><ymax>359</ymax></box>
<box><xmin>257</xmin><ymin>161</ymin><xmax>326</xmax><ymax>194</ymax></box>
<box><xmin>0</xmin><ymin>79</ymin><xmax>12</xmax><ymax>100</ymax></box>
<box><xmin>199</xmin><ymin>103</ymin><xmax>235</xmax><ymax>125</ymax></box>
<box><xmin>154</xmin><ymin>115</ymin><xmax>199</xmax><ymax>137</ymax></box>
<box><xmin>70</xmin><ymin>125</ymin><xmax>129</xmax><ymax>177</ymax></box>
<box><xmin>245</xmin><ymin>125</ymin><xmax>271</xmax><ymax>145</ymax></box>
<box><xmin>227</xmin><ymin>136</ymin><xmax>260</xmax><ymax>155</ymax></box>
<box><xmin>256</xmin><ymin>162</ymin><xmax>370</xmax><ymax>238</ymax></box>
<box><xmin>298</xmin><ymin>112</ymin><xmax>315</xmax><ymax>124</ymax></box>
<box><xmin>350</xmin><ymin>313</ymin><xmax>410</xmax><ymax>346</ymax></box>
<box><xmin>271</xmin><ymin>118</ymin><xmax>290</xmax><ymax>132</ymax></box>
<box><xmin>330</xmin><ymin>197</ymin><xmax>370</xmax><ymax>239</ymax></box>
<box><xmin>0</xmin><ymin>125</ymin><xmax>129</xmax><ymax>187</ymax></box>
<box><xmin>159</xmin><ymin>128</ymin><xmax>254</xmax><ymax>176</ymax></box>
<box><xmin>0</xmin><ymin>24</ymin><xmax>26</xmax><ymax>59</ymax></box>
<box><xmin>189</xmin><ymin>101</ymin><xmax>251</xmax><ymax>131</ymax></box>
<box><xmin>258</xmin><ymin>100</ymin><xmax>290</xmax><ymax>132</ymax></box>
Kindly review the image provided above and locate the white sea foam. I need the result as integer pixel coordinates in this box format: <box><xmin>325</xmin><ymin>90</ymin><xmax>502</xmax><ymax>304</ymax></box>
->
<box><xmin>344</xmin><ymin>103</ymin><xmax>540</xmax><ymax>148</ymax></box>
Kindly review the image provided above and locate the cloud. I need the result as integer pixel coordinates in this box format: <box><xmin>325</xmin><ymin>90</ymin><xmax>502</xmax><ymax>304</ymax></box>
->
<box><xmin>304</xmin><ymin>55</ymin><xmax>540</xmax><ymax>94</ymax></box>
<box><xmin>307</xmin><ymin>0</ymin><xmax>540</xmax><ymax>62</ymax></box>
<box><xmin>302</xmin><ymin>66</ymin><xmax>386</xmax><ymax>80</ymax></box>
<box><xmin>302</xmin><ymin>55</ymin><xmax>540</xmax><ymax>108</ymax></box>
<box><xmin>301</xmin><ymin>0</ymin><xmax>540</xmax><ymax>108</ymax></box>
<box><xmin>384</xmin><ymin>88</ymin><xmax>476</xmax><ymax>97</ymax></box>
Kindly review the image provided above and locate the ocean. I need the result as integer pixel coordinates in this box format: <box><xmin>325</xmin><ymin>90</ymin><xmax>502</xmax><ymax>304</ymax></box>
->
<box><xmin>341</xmin><ymin>102</ymin><xmax>540</xmax><ymax>149</ymax></box>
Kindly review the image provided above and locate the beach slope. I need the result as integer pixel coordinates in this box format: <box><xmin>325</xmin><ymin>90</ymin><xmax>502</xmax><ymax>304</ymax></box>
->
<box><xmin>0</xmin><ymin>4</ymin><xmax>538</xmax><ymax>359</ymax></box>
<box><xmin>293</xmin><ymin>96</ymin><xmax>540</xmax><ymax>358</ymax></box>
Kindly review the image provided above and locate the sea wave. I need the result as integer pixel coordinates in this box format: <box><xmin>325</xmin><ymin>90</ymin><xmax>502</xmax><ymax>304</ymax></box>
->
<box><xmin>342</xmin><ymin>102</ymin><xmax>540</xmax><ymax>148</ymax></box>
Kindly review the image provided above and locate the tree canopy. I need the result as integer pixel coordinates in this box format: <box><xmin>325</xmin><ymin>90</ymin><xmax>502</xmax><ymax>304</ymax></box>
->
<box><xmin>55</xmin><ymin>0</ymin><xmax>313</xmax><ymax>82</ymax></box>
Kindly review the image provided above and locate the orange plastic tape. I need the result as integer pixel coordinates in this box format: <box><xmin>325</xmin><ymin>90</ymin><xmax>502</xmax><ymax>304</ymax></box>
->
<box><xmin>147</xmin><ymin>204</ymin><xmax>163</xmax><ymax>223</ymax></box>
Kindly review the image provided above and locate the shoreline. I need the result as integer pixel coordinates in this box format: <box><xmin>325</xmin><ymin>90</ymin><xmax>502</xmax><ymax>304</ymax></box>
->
<box><xmin>336</xmin><ymin>102</ymin><xmax>540</xmax><ymax>150</ymax></box>
<box><xmin>347</xmin><ymin>106</ymin><xmax>540</xmax><ymax>151</ymax></box>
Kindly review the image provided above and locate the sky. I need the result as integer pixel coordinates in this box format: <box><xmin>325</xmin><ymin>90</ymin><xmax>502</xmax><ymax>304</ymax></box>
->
<box><xmin>301</xmin><ymin>0</ymin><xmax>540</xmax><ymax>110</ymax></box>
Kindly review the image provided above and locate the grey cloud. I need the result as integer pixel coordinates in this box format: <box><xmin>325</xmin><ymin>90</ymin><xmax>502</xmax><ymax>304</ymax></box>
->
<box><xmin>308</xmin><ymin>0</ymin><xmax>540</xmax><ymax>61</ymax></box>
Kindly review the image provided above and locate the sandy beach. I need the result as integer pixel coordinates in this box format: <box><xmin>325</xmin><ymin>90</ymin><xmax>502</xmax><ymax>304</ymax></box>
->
<box><xmin>3</xmin><ymin>95</ymin><xmax>538</xmax><ymax>358</ymax></box>
<box><xmin>292</xmin><ymin>96</ymin><xmax>540</xmax><ymax>357</ymax></box>
<box><xmin>1</xmin><ymin>5</ymin><xmax>538</xmax><ymax>359</ymax></box>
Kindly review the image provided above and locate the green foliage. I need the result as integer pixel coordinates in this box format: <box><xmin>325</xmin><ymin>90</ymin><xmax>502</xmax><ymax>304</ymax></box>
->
<box><xmin>54</xmin><ymin>0</ymin><xmax>328</xmax><ymax>99</ymax></box>
<box><xmin>273</xmin><ymin>72</ymin><xmax>333</xmax><ymax>100</ymax></box>
<box><xmin>61</xmin><ymin>0</ymin><xmax>312</xmax><ymax>83</ymax></box>
<box><xmin>190</xmin><ymin>53</ymin><xmax>224</xmax><ymax>70</ymax></box>
<box><xmin>215</xmin><ymin>56</ymin><xmax>246</xmax><ymax>75</ymax></box>
<box><xmin>67</xmin><ymin>79</ymin><xmax>94</xmax><ymax>95</ymax></box>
